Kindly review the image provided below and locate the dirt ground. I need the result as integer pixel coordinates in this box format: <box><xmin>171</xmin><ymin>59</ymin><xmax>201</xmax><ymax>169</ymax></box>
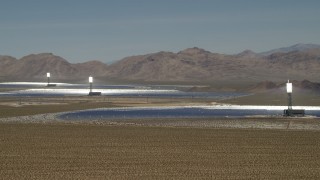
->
<box><xmin>1</xmin><ymin>94</ymin><xmax>320</xmax><ymax>179</ymax></box>
<box><xmin>0</xmin><ymin>122</ymin><xmax>320</xmax><ymax>179</ymax></box>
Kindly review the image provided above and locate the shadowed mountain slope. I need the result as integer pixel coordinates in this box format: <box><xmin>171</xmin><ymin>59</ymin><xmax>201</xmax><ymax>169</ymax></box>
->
<box><xmin>105</xmin><ymin>47</ymin><xmax>320</xmax><ymax>84</ymax></box>
<box><xmin>1</xmin><ymin>44</ymin><xmax>320</xmax><ymax>85</ymax></box>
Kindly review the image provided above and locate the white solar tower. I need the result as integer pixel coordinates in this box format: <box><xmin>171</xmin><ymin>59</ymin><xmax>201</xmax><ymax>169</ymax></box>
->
<box><xmin>47</xmin><ymin>72</ymin><xmax>51</xmax><ymax>86</ymax></box>
<box><xmin>89</xmin><ymin>76</ymin><xmax>93</xmax><ymax>93</ymax></box>
<box><xmin>88</xmin><ymin>76</ymin><xmax>101</xmax><ymax>96</ymax></box>
<box><xmin>286</xmin><ymin>80</ymin><xmax>292</xmax><ymax>110</ymax></box>
<box><xmin>284</xmin><ymin>80</ymin><xmax>304</xmax><ymax>116</ymax></box>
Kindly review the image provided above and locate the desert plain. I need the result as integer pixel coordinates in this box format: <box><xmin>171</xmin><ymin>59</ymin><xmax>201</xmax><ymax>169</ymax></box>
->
<box><xmin>1</xmin><ymin>94</ymin><xmax>320</xmax><ymax>179</ymax></box>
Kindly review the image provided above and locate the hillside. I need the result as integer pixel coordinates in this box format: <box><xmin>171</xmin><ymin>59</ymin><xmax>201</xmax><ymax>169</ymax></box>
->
<box><xmin>0</xmin><ymin>53</ymin><xmax>108</xmax><ymax>82</ymax></box>
<box><xmin>260</xmin><ymin>43</ymin><xmax>320</xmax><ymax>56</ymax></box>
<box><xmin>106</xmin><ymin>47</ymin><xmax>320</xmax><ymax>84</ymax></box>
<box><xmin>1</xmin><ymin>44</ymin><xmax>320</xmax><ymax>86</ymax></box>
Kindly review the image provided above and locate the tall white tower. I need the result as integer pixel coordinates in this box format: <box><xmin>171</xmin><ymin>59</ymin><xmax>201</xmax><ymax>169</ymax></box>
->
<box><xmin>286</xmin><ymin>80</ymin><xmax>292</xmax><ymax>110</ymax></box>
<box><xmin>89</xmin><ymin>76</ymin><xmax>93</xmax><ymax>93</ymax></box>
<box><xmin>47</xmin><ymin>72</ymin><xmax>51</xmax><ymax>86</ymax></box>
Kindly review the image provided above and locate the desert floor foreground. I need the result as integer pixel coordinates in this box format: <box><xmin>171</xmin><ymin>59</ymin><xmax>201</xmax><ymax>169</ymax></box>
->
<box><xmin>1</xmin><ymin>94</ymin><xmax>320</xmax><ymax>179</ymax></box>
<box><xmin>1</xmin><ymin>122</ymin><xmax>320</xmax><ymax>179</ymax></box>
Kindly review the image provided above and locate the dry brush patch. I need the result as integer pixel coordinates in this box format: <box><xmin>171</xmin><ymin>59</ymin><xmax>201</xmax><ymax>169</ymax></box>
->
<box><xmin>0</xmin><ymin>123</ymin><xmax>320</xmax><ymax>179</ymax></box>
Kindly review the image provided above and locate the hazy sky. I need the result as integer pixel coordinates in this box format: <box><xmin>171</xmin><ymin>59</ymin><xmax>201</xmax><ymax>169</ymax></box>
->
<box><xmin>1</xmin><ymin>0</ymin><xmax>320</xmax><ymax>63</ymax></box>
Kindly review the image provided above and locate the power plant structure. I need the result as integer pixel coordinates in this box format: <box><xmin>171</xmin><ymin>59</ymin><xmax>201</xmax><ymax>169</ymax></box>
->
<box><xmin>88</xmin><ymin>76</ymin><xmax>101</xmax><ymax>96</ymax></box>
<box><xmin>283</xmin><ymin>80</ymin><xmax>305</xmax><ymax>116</ymax></box>
<box><xmin>46</xmin><ymin>72</ymin><xmax>56</xmax><ymax>87</ymax></box>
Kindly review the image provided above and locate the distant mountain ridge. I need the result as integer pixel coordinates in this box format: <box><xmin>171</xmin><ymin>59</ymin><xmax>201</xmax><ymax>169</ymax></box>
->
<box><xmin>0</xmin><ymin>53</ymin><xmax>108</xmax><ymax>81</ymax></box>
<box><xmin>260</xmin><ymin>43</ymin><xmax>320</xmax><ymax>56</ymax></box>
<box><xmin>106</xmin><ymin>45</ymin><xmax>320</xmax><ymax>84</ymax></box>
<box><xmin>1</xmin><ymin>44</ymin><xmax>320</xmax><ymax>86</ymax></box>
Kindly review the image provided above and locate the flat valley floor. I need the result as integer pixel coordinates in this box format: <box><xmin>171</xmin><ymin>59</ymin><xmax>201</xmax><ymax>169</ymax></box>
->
<box><xmin>1</xmin><ymin>122</ymin><xmax>320</xmax><ymax>179</ymax></box>
<box><xmin>1</xmin><ymin>95</ymin><xmax>320</xmax><ymax>179</ymax></box>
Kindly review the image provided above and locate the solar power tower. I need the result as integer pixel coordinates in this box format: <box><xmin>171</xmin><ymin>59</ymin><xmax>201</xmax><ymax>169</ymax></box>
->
<box><xmin>284</xmin><ymin>80</ymin><xmax>305</xmax><ymax>116</ymax></box>
<box><xmin>287</xmin><ymin>80</ymin><xmax>292</xmax><ymax>110</ymax></box>
<box><xmin>89</xmin><ymin>76</ymin><xmax>93</xmax><ymax>93</ymax></box>
<box><xmin>88</xmin><ymin>76</ymin><xmax>101</xmax><ymax>96</ymax></box>
<box><xmin>47</xmin><ymin>72</ymin><xmax>51</xmax><ymax>86</ymax></box>
<box><xmin>46</xmin><ymin>72</ymin><xmax>56</xmax><ymax>87</ymax></box>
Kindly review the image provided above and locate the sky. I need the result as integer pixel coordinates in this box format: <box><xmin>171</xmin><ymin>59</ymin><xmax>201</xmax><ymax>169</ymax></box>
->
<box><xmin>1</xmin><ymin>0</ymin><xmax>320</xmax><ymax>63</ymax></box>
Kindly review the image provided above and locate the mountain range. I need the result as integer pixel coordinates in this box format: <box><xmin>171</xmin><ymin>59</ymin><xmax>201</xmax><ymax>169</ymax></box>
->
<box><xmin>1</xmin><ymin>44</ymin><xmax>320</xmax><ymax>87</ymax></box>
<box><xmin>260</xmin><ymin>43</ymin><xmax>320</xmax><ymax>56</ymax></box>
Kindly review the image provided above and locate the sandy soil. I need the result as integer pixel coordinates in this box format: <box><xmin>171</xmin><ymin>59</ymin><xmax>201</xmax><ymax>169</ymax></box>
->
<box><xmin>1</xmin><ymin>122</ymin><xmax>320</xmax><ymax>179</ymax></box>
<box><xmin>1</xmin><ymin>95</ymin><xmax>319</xmax><ymax>131</ymax></box>
<box><xmin>2</xmin><ymin>89</ymin><xmax>320</xmax><ymax>179</ymax></box>
<box><xmin>1</xmin><ymin>96</ymin><xmax>320</xmax><ymax>179</ymax></box>
<box><xmin>1</xmin><ymin>111</ymin><xmax>320</xmax><ymax>131</ymax></box>
<box><xmin>0</xmin><ymin>101</ymin><xmax>68</xmax><ymax>107</ymax></box>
